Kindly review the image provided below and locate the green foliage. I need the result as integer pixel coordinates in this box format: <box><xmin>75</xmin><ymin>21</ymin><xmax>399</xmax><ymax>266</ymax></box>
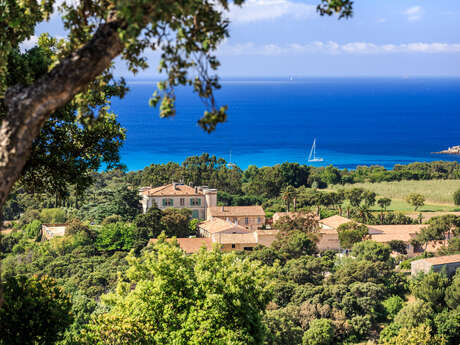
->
<box><xmin>24</xmin><ymin>219</ymin><xmax>42</xmax><ymax>239</ymax></box>
<box><xmin>79</xmin><ymin>241</ymin><xmax>274</xmax><ymax>344</ymax></box>
<box><xmin>101</xmin><ymin>214</ymin><xmax>123</xmax><ymax>225</ymax></box>
<box><xmin>388</xmin><ymin>240</ymin><xmax>408</xmax><ymax>254</ymax></box>
<box><xmin>337</xmin><ymin>221</ymin><xmax>368</xmax><ymax>249</ymax></box>
<box><xmin>382</xmin><ymin>324</ymin><xmax>447</xmax><ymax>345</ymax></box>
<box><xmin>406</xmin><ymin>193</ymin><xmax>425</xmax><ymax>211</ymax></box>
<box><xmin>351</xmin><ymin>240</ymin><xmax>391</xmax><ymax>262</ymax></box>
<box><xmin>410</xmin><ymin>272</ymin><xmax>449</xmax><ymax>310</ymax></box>
<box><xmin>445</xmin><ymin>271</ymin><xmax>460</xmax><ymax>309</ymax></box>
<box><xmin>393</xmin><ymin>300</ymin><xmax>433</xmax><ymax>329</ymax></box>
<box><xmin>302</xmin><ymin>318</ymin><xmax>334</xmax><ymax>345</ymax></box>
<box><xmin>434</xmin><ymin>308</ymin><xmax>460</xmax><ymax>345</ymax></box>
<box><xmin>161</xmin><ymin>208</ymin><xmax>192</xmax><ymax>238</ymax></box>
<box><xmin>0</xmin><ymin>275</ymin><xmax>73</xmax><ymax>345</ymax></box>
<box><xmin>264</xmin><ymin>305</ymin><xmax>303</xmax><ymax>345</ymax></box>
<box><xmin>378</xmin><ymin>197</ymin><xmax>392</xmax><ymax>210</ymax></box>
<box><xmin>453</xmin><ymin>188</ymin><xmax>460</xmax><ymax>205</ymax></box>
<box><xmin>96</xmin><ymin>222</ymin><xmax>135</xmax><ymax>251</ymax></box>
<box><xmin>382</xmin><ymin>295</ymin><xmax>405</xmax><ymax>320</ymax></box>
<box><xmin>272</xmin><ymin>231</ymin><xmax>318</xmax><ymax>260</ymax></box>
<box><xmin>40</xmin><ymin>208</ymin><xmax>66</xmax><ymax>224</ymax></box>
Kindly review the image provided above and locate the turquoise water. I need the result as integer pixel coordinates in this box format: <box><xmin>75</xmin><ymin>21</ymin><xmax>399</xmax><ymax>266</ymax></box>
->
<box><xmin>111</xmin><ymin>78</ymin><xmax>460</xmax><ymax>171</ymax></box>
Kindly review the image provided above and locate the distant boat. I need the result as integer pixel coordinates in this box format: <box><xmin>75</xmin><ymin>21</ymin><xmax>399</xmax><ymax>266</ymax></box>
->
<box><xmin>308</xmin><ymin>138</ymin><xmax>324</xmax><ymax>162</ymax></box>
<box><xmin>227</xmin><ymin>151</ymin><xmax>237</xmax><ymax>168</ymax></box>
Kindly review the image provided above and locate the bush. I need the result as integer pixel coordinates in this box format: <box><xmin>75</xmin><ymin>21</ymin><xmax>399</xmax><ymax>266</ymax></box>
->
<box><xmin>24</xmin><ymin>219</ymin><xmax>42</xmax><ymax>239</ymax></box>
<box><xmin>382</xmin><ymin>295</ymin><xmax>405</xmax><ymax>320</ymax></box>
<box><xmin>454</xmin><ymin>189</ymin><xmax>460</xmax><ymax>206</ymax></box>
<box><xmin>96</xmin><ymin>222</ymin><xmax>135</xmax><ymax>251</ymax></box>
<box><xmin>302</xmin><ymin>318</ymin><xmax>334</xmax><ymax>345</ymax></box>
<box><xmin>40</xmin><ymin>208</ymin><xmax>66</xmax><ymax>224</ymax></box>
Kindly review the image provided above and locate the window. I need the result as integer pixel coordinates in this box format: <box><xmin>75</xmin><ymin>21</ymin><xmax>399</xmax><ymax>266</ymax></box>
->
<box><xmin>245</xmin><ymin>217</ymin><xmax>249</xmax><ymax>225</ymax></box>
<box><xmin>190</xmin><ymin>198</ymin><xmax>202</xmax><ymax>206</ymax></box>
<box><xmin>257</xmin><ymin>217</ymin><xmax>261</xmax><ymax>224</ymax></box>
<box><xmin>243</xmin><ymin>247</ymin><xmax>254</xmax><ymax>251</ymax></box>
<box><xmin>231</xmin><ymin>244</ymin><xmax>236</xmax><ymax>249</ymax></box>
<box><xmin>192</xmin><ymin>210</ymin><xmax>199</xmax><ymax>219</ymax></box>
<box><xmin>162</xmin><ymin>198</ymin><xmax>173</xmax><ymax>206</ymax></box>
<box><xmin>180</xmin><ymin>198</ymin><xmax>185</xmax><ymax>206</ymax></box>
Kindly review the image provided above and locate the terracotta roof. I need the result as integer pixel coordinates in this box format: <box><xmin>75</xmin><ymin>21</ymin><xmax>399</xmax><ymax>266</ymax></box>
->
<box><xmin>208</xmin><ymin>206</ymin><xmax>265</xmax><ymax>217</ymax></box>
<box><xmin>149</xmin><ymin>237</ymin><xmax>214</xmax><ymax>253</ymax></box>
<box><xmin>368</xmin><ymin>224</ymin><xmax>425</xmax><ymax>243</ymax></box>
<box><xmin>214</xmin><ymin>233</ymin><xmax>258</xmax><ymax>244</ymax></box>
<box><xmin>414</xmin><ymin>254</ymin><xmax>460</xmax><ymax>265</ymax></box>
<box><xmin>319</xmin><ymin>215</ymin><xmax>353</xmax><ymax>229</ymax></box>
<box><xmin>199</xmin><ymin>218</ymin><xmax>250</xmax><ymax>234</ymax></box>
<box><xmin>142</xmin><ymin>184</ymin><xmax>201</xmax><ymax>197</ymax></box>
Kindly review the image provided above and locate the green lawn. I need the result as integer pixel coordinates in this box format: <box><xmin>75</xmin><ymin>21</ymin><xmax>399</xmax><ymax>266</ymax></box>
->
<box><xmin>370</xmin><ymin>198</ymin><xmax>460</xmax><ymax>213</ymax></box>
<box><xmin>331</xmin><ymin>179</ymin><xmax>460</xmax><ymax>205</ymax></box>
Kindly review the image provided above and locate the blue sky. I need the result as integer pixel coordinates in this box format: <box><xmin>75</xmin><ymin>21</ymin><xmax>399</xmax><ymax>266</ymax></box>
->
<box><xmin>32</xmin><ymin>0</ymin><xmax>460</xmax><ymax>77</ymax></box>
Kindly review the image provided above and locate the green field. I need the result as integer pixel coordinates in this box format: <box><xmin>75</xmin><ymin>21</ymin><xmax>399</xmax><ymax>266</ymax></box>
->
<box><xmin>330</xmin><ymin>179</ymin><xmax>460</xmax><ymax>212</ymax></box>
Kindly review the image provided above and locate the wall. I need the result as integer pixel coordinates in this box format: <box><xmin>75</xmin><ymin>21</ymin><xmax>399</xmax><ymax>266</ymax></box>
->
<box><xmin>213</xmin><ymin>215</ymin><xmax>265</xmax><ymax>231</ymax></box>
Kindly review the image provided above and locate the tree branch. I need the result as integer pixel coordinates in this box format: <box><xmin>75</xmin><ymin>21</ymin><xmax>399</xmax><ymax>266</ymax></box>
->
<box><xmin>0</xmin><ymin>19</ymin><xmax>124</xmax><ymax>209</ymax></box>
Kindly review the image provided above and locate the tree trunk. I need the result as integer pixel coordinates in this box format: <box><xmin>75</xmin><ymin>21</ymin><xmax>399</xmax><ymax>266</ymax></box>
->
<box><xmin>0</xmin><ymin>19</ymin><xmax>124</xmax><ymax>211</ymax></box>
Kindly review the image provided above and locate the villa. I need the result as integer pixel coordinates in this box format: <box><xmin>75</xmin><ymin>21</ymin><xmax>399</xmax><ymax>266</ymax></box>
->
<box><xmin>41</xmin><ymin>224</ymin><xmax>67</xmax><ymax>240</ymax></box>
<box><xmin>140</xmin><ymin>183</ymin><xmax>217</xmax><ymax>219</ymax></box>
<box><xmin>207</xmin><ymin>205</ymin><xmax>266</xmax><ymax>231</ymax></box>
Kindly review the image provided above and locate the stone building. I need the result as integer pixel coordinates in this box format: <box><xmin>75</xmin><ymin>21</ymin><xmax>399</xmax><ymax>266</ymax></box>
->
<box><xmin>207</xmin><ymin>205</ymin><xmax>265</xmax><ymax>231</ymax></box>
<box><xmin>411</xmin><ymin>254</ymin><xmax>460</xmax><ymax>276</ymax></box>
<box><xmin>140</xmin><ymin>183</ymin><xmax>217</xmax><ymax>219</ymax></box>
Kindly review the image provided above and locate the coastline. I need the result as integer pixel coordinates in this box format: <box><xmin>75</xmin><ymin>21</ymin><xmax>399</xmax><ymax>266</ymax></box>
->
<box><xmin>433</xmin><ymin>146</ymin><xmax>460</xmax><ymax>156</ymax></box>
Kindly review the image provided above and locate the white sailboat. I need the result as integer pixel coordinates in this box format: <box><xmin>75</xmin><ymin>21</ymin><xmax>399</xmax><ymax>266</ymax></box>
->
<box><xmin>308</xmin><ymin>139</ymin><xmax>324</xmax><ymax>162</ymax></box>
<box><xmin>227</xmin><ymin>151</ymin><xmax>237</xmax><ymax>168</ymax></box>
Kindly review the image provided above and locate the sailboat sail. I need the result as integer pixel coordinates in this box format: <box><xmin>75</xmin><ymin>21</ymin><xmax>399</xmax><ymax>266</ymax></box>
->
<box><xmin>308</xmin><ymin>139</ymin><xmax>324</xmax><ymax>162</ymax></box>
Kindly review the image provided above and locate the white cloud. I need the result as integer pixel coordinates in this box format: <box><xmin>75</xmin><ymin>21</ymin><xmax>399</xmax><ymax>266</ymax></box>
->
<box><xmin>404</xmin><ymin>6</ymin><xmax>423</xmax><ymax>21</ymax></box>
<box><xmin>218</xmin><ymin>41</ymin><xmax>460</xmax><ymax>56</ymax></box>
<box><xmin>228</xmin><ymin>0</ymin><xmax>315</xmax><ymax>23</ymax></box>
<box><xmin>20</xmin><ymin>35</ymin><xmax>39</xmax><ymax>50</ymax></box>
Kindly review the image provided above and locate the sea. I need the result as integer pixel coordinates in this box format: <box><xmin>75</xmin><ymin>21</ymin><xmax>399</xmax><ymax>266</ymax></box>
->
<box><xmin>110</xmin><ymin>77</ymin><xmax>460</xmax><ymax>171</ymax></box>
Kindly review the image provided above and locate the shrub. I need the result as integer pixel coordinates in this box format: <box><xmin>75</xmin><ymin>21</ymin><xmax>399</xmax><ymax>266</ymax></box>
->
<box><xmin>302</xmin><ymin>318</ymin><xmax>334</xmax><ymax>345</ymax></box>
<box><xmin>382</xmin><ymin>295</ymin><xmax>405</xmax><ymax>320</ymax></box>
<box><xmin>454</xmin><ymin>189</ymin><xmax>460</xmax><ymax>206</ymax></box>
<box><xmin>40</xmin><ymin>208</ymin><xmax>66</xmax><ymax>224</ymax></box>
<box><xmin>24</xmin><ymin>219</ymin><xmax>42</xmax><ymax>239</ymax></box>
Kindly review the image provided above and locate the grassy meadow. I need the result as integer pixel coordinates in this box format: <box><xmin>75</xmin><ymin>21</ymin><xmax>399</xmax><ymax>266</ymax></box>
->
<box><xmin>330</xmin><ymin>179</ymin><xmax>460</xmax><ymax>212</ymax></box>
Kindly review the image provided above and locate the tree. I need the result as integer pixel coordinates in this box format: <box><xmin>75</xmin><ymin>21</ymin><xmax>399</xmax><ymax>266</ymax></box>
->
<box><xmin>0</xmin><ymin>0</ymin><xmax>353</xmax><ymax>211</ymax></box>
<box><xmin>410</xmin><ymin>272</ymin><xmax>449</xmax><ymax>311</ymax></box>
<box><xmin>79</xmin><ymin>240</ymin><xmax>274</xmax><ymax>344</ymax></box>
<box><xmin>96</xmin><ymin>222</ymin><xmax>135</xmax><ymax>251</ymax></box>
<box><xmin>382</xmin><ymin>324</ymin><xmax>447</xmax><ymax>345</ymax></box>
<box><xmin>453</xmin><ymin>189</ymin><xmax>460</xmax><ymax>206</ymax></box>
<box><xmin>24</xmin><ymin>219</ymin><xmax>42</xmax><ymax>239</ymax></box>
<box><xmin>0</xmin><ymin>275</ymin><xmax>73</xmax><ymax>345</ymax></box>
<box><xmin>281</xmin><ymin>186</ymin><xmax>297</xmax><ymax>212</ymax></box>
<box><xmin>161</xmin><ymin>208</ymin><xmax>192</xmax><ymax>238</ymax></box>
<box><xmin>302</xmin><ymin>318</ymin><xmax>334</xmax><ymax>345</ymax></box>
<box><xmin>351</xmin><ymin>240</ymin><xmax>391</xmax><ymax>262</ymax></box>
<box><xmin>445</xmin><ymin>271</ymin><xmax>460</xmax><ymax>310</ymax></box>
<box><xmin>337</xmin><ymin>221</ymin><xmax>368</xmax><ymax>249</ymax></box>
<box><xmin>378</xmin><ymin>197</ymin><xmax>392</xmax><ymax>211</ymax></box>
<box><xmin>264</xmin><ymin>305</ymin><xmax>303</xmax><ymax>345</ymax></box>
<box><xmin>406</xmin><ymin>193</ymin><xmax>425</xmax><ymax>211</ymax></box>
<box><xmin>388</xmin><ymin>240</ymin><xmax>408</xmax><ymax>255</ymax></box>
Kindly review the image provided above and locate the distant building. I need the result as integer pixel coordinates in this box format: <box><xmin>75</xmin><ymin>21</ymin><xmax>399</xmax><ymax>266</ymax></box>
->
<box><xmin>140</xmin><ymin>183</ymin><xmax>217</xmax><ymax>219</ymax></box>
<box><xmin>148</xmin><ymin>229</ymin><xmax>279</xmax><ymax>253</ymax></box>
<box><xmin>149</xmin><ymin>237</ymin><xmax>214</xmax><ymax>254</ymax></box>
<box><xmin>368</xmin><ymin>224</ymin><xmax>426</xmax><ymax>257</ymax></box>
<box><xmin>198</xmin><ymin>217</ymin><xmax>252</xmax><ymax>239</ymax></box>
<box><xmin>411</xmin><ymin>254</ymin><xmax>460</xmax><ymax>276</ymax></box>
<box><xmin>207</xmin><ymin>205</ymin><xmax>265</xmax><ymax>231</ymax></box>
<box><xmin>41</xmin><ymin>224</ymin><xmax>67</xmax><ymax>240</ymax></box>
<box><xmin>319</xmin><ymin>215</ymin><xmax>353</xmax><ymax>231</ymax></box>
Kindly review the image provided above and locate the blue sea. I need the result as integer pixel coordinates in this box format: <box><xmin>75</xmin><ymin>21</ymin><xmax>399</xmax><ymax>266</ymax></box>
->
<box><xmin>111</xmin><ymin>78</ymin><xmax>460</xmax><ymax>171</ymax></box>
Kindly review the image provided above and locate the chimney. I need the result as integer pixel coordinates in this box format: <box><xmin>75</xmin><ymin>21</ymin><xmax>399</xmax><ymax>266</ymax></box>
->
<box><xmin>173</xmin><ymin>182</ymin><xmax>177</xmax><ymax>190</ymax></box>
<box><xmin>195</xmin><ymin>186</ymin><xmax>198</xmax><ymax>193</ymax></box>
<box><xmin>222</xmin><ymin>205</ymin><xmax>225</xmax><ymax>212</ymax></box>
